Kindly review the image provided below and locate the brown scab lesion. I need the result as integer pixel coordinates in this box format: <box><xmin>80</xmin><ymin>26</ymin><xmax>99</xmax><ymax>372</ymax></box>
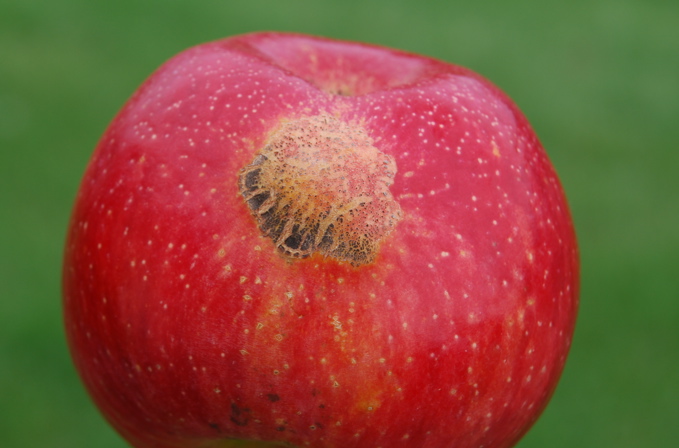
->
<box><xmin>238</xmin><ymin>114</ymin><xmax>402</xmax><ymax>266</ymax></box>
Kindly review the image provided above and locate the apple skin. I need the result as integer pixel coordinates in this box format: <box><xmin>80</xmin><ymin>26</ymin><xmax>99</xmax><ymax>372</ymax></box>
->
<box><xmin>63</xmin><ymin>32</ymin><xmax>578</xmax><ymax>448</ymax></box>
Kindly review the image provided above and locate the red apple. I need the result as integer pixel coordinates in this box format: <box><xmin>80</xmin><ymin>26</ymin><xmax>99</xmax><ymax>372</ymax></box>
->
<box><xmin>63</xmin><ymin>32</ymin><xmax>578</xmax><ymax>448</ymax></box>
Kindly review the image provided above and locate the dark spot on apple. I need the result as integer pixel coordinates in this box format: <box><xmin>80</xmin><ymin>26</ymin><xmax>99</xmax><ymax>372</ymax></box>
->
<box><xmin>230</xmin><ymin>417</ymin><xmax>248</xmax><ymax>427</ymax></box>
<box><xmin>230</xmin><ymin>403</ymin><xmax>250</xmax><ymax>427</ymax></box>
<box><xmin>267</xmin><ymin>393</ymin><xmax>281</xmax><ymax>402</ymax></box>
<box><xmin>283</xmin><ymin>227</ymin><xmax>303</xmax><ymax>251</ymax></box>
<box><xmin>247</xmin><ymin>191</ymin><xmax>271</xmax><ymax>211</ymax></box>
<box><xmin>329</xmin><ymin>86</ymin><xmax>352</xmax><ymax>96</ymax></box>
<box><xmin>319</xmin><ymin>224</ymin><xmax>335</xmax><ymax>247</ymax></box>
<box><xmin>243</xmin><ymin>166</ymin><xmax>262</xmax><ymax>189</ymax></box>
<box><xmin>208</xmin><ymin>422</ymin><xmax>220</xmax><ymax>431</ymax></box>
<box><xmin>231</xmin><ymin>403</ymin><xmax>241</xmax><ymax>415</ymax></box>
<box><xmin>276</xmin><ymin>426</ymin><xmax>286</xmax><ymax>432</ymax></box>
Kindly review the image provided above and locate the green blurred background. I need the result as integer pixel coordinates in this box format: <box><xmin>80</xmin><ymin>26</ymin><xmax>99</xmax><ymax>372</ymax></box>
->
<box><xmin>1</xmin><ymin>0</ymin><xmax>677</xmax><ymax>446</ymax></box>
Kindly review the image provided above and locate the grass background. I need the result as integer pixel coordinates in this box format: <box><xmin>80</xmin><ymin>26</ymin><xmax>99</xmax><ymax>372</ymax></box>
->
<box><xmin>1</xmin><ymin>0</ymin><xmax>678</xmax><ymax>446</ymax></box>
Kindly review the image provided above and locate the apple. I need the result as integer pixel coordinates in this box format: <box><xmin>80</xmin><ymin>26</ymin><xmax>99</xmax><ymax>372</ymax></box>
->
<box><xmin>63</xmin><ymin>32</ymin><xmax>578</xmax><ymax>448</ymax></box>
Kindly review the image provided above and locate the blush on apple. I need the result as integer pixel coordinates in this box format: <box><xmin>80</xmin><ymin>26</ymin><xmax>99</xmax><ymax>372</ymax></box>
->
<box><xmin>63</xmin><ymin>32</ymin><xmax>578</xmax><ymax>448</ymax></box>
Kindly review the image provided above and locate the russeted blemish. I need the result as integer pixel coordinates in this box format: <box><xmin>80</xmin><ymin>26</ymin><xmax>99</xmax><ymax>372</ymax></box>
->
<box><xmin>238</xmin><ymin>115</ymin><xmax>402</xmax><ymax>266</ymax></box>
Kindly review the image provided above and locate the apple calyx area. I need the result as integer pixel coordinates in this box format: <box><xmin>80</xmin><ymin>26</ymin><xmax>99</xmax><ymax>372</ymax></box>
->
<box><xmin>238</xmin><ymin>114</ymin><xmax>402</xmax><ymax>266</ymax></box>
